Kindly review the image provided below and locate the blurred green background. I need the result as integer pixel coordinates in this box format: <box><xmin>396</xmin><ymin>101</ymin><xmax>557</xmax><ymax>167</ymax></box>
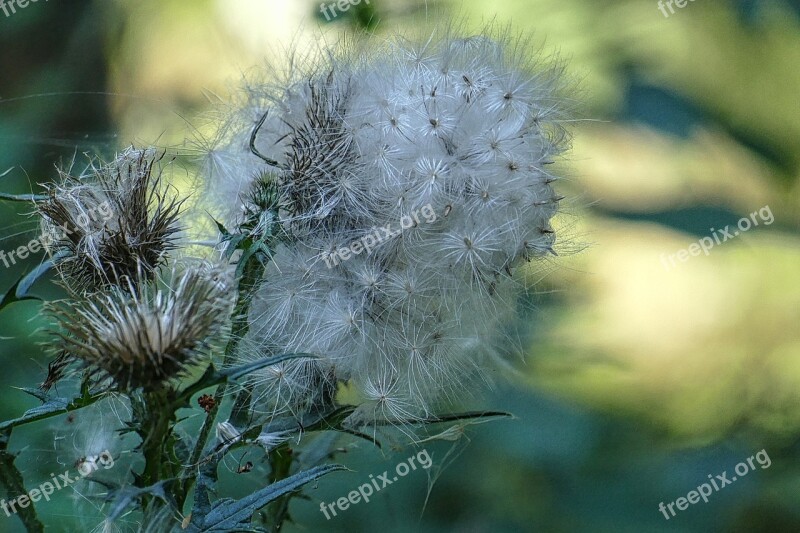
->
<box><xmin>1</xmin><ymin>0</ymin><xmax>799</xmax><ymax>531</ymax></box>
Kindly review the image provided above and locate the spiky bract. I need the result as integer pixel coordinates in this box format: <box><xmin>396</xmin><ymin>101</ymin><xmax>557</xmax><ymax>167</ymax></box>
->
<box><xmin>39</xmin><ymin>147</ymin><xmax>183</xmax><ymax>292</ymax></box>
<box><xmin>46</xmin><ymin>265</ymin><xmax>233</xmax><ymax>392</ymax></box>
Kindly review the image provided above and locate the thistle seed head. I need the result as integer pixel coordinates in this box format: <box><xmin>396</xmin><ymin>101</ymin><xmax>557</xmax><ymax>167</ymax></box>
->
<box><xmin>46</xmin><ymin>264</ymin><xmax>234</xmax><ymax>392</ymax></box>
<box><xmin>204</xmin><ymin>26</ymin><xmax>573</xmax><ymax>425</ymax></box>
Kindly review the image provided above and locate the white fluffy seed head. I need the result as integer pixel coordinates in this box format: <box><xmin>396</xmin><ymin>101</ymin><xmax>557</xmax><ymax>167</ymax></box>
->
<box><xmin>204</xmin><ymin>26</ymin><xmax>572</xmax><ymax>426</ymax></box>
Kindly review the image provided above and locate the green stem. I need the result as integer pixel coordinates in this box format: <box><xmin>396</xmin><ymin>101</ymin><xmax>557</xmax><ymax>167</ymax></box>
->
<box><xmin>139</xmin><ymin>392</ymin><xmax>172</xmax><ymax>486</ymax></box>
<box><xmin>133</xmin><ymin>389</ymin><xmax>178</xmax><ymax>516</ymax></box>
<box><xmin>265</xmin><ymin>445</ymin><xmax>295</xmax><ymax>530</ymax></box>
<box><xmin>180</xmin><ymin>254</ymin><xmax>264</xmax><ymax>503</ymax></box>
<box><xmin>0</xmin><ymin>430</ymin><xmax>44</xmax><ymax>533</ymax></box>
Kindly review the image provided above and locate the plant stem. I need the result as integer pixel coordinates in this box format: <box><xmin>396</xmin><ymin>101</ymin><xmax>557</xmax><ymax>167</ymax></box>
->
<box><xmin>264</xmin><ymin>444</ymin><xmax>295</xmax><ymax>530</ymax></box>
<box><xmin>139</xmin><ymin>392</ymin><xmax>173</xmax><ymax>486</ymax></box>
<box><xmin>180</xmin><ymin>254</ymin><xmax>264</xmax><ymax>502</ymax></box>
<box><xmin>0</xmin><ymin>430</ymin><xmax>44</xmax><ymax>533</ymax></box>
<box><xmin>134</xmin><ymin>389</ymin><xmax>177</xmax><ymax>515</ymax></box>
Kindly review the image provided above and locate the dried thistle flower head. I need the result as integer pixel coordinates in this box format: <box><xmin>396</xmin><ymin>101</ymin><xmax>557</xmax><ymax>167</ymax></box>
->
<box><xmin>46</xmin><ymin>264</ymin><xmax>234</xmax><ymax>392</ymax></box>
<box><xmin>39</xmin><ymin>146</ymin><xmax>184</xmax><ymax>291</ymax></box>
<box><xmin>206</xmin><ymin>26</ymin><xmax>574</xmax><ymax>425</ymax></box>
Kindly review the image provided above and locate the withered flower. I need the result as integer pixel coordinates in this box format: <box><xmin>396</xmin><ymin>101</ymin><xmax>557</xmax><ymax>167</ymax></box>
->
<box><xmin>39</xmin><ymin>147</ymin><xmax>183</xmax><ymax>292</ymax></box>
<box><xmin>46</xmin><ymin>265</ymin><xmax>233</xmax><ymax>392</ymax></box>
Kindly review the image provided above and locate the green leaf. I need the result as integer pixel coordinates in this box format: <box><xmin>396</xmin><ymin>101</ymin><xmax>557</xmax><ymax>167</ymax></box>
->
<box><xmin>0</xmin><ymin>277</ymin><xmax>39</xmax><ymax>311</ymax></box>
<box><xmin>16</xmin><ymin>252</ymin><xmax>65</xmax><ymax>297</ymax></box>
<box><xmin>12</xmin><ymin>387</ymin><xmax>51</xmax><ymax>402</ymax></box>
<box><xmin>210</xmin><ymin>216</ymin><xmax>251</xmax><ymax>260</ymax></box>
<box><xmin>224</xmin><ymin>235</ymin><xmax>248</xmax><ymax>259</ymax></box>
<box><xmin>219</xmin><ymin>353</ymin><xmax>315</xmax><ymax>381</ymax></box>
<box><xmin>217</xmin><ymin>406</ymin><xmax>373</xmax><ymax>456</ymax></box>
<box><xmin>177</xmin><ymin>353</ymin><xmax>314</xmax><ymax>405</ymax></box>
<box><xmin>254</xmin><ymin>405</ymin><xmax>356</xmax><ymax>437</ymax></box>
<box><xmin>187</xmin><ymin>464</ymin><xmax>345</xmax><ymax>532</ymax></box>
<box><xmin>0</xmin><ymin>253</ymin><xmax>66</xmax><ymax>312</ymax></box>
<box><xmin>421</xmin><ymin>410</ymin><xmax>514</xmax><ymax>424</ymax></box>
<box><xmin>371</xmin><ymin>410</ymin><xmax>514</xmax><ymax>426</ymax></box>
<box><xmin>300</xmin><ymin>406</ymin><xmax>382</xmax><ymax>447</ymax></box>
<box><xmin>0</xmin><ymin>192</ymin><xmax>47</xmax><ymax>203</ymax></box>
<box><xmin>211</xmin><ymin>217</ymin><xmax>231</xmax><ymax>238</ymax></box>
<box><xmin>0</xmin><ymin>398</ymin><xmax>70</xmax><ymax>432</ymax></box>
<box><xmin>0</xmin><ymin>391</ymin><xmax>104</xmax><ymax>432</ymax></box>
<box><xmin>237</xmin><ymin>238</ymin><xmax>272</xmax><ymax>268</ymax></box>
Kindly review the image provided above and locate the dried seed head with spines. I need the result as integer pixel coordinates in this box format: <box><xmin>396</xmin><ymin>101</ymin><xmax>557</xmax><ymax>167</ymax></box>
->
<box><xmin>45</xmin><ymin>264</ymin><xmax>234</xmax><ymax>392</ymax></box>
<box><xmin>39</xmin><ymin>147</ymin><xmax>184</xmax><ymax>292</ymax></box>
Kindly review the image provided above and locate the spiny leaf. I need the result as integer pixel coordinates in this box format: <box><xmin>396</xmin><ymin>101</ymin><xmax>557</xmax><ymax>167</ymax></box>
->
<box><xmin>371</xmin><ymin>410</ymin><xmax>514</xmax><ymax>426</ymax></box>
<box><xmin>257</xmin><ymin>405</ymin><xmax>356</xmax><ymax>436</ymax></box>
<box><xmin>235</xmin><ymin>239</ymin><xmax>271</xmax><ymax>277</ymax></box>
<box><xmin>0</xmin><ymin>398</ymin><xmax>70</xmax><ymax>431</ymax></box>
<box><xmin>0</xmin><ymin>252</ymin><xmax>65</xmax><ymax>312</ymax></box>
<box><xmin>209</xmin><ymin>406</ymin><xmax>374</xmax><ymax>460</ymax></box>
<box><xmin>0</xmin><ymin>391</ymin><xmax>104</xmax><ymax>432</ymax></box>
<box><xmin>13</xmin><ymin>387</ymin><xmax>51</xmax><ymax>403</ymax></box>
<box><xmin>178</xmin><ymin>353</ymin><xmax>315</xmax><ymax>404</ymax></box>
<box><xmin>219</xmin><ymin>353</ymin><xmax>315</xmax><ymax>381</ymax></box>
<box><xmin>421</xmin><ymin>411</ymin><xmax>513</xmax><ymax>424</ymax></box>
<box><xmin>16</xmin><ymin>251</ymin><xmax>66</xmax><ymax>297</ymax></box>
<box><xmin>211</xmin><ymin>216</ymin><xmax>231</xmax><ymax>239</ymax></box>
<box><xmin>188</xmin><ymin>464</ymin><xmax>346</xmax><ymax>531</ymax></box>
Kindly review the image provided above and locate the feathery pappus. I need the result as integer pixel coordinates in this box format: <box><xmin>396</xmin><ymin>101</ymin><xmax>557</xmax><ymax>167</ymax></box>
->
<box><xmin>202</xmin><ymin>25</ymin><xmax>573</xmax><ymax>427</ymax></box>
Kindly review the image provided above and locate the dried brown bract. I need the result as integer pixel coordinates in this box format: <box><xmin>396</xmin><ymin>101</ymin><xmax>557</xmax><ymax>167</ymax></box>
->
<box><xmin>39</xmin><ymin>147</ymin><xmax>184</xmax><ymax>292</ymax></box>
<box><xmin>45</xmin><ymin>265</ymin><xmax>234</xmax><ymax>392</ymax></box>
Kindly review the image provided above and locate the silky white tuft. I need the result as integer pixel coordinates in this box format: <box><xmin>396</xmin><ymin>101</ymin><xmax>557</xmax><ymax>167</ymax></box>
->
<box><xmin>203</xmin><ymin>26</ymin><xmax>572</xmax><ymax>426</ymax></box>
